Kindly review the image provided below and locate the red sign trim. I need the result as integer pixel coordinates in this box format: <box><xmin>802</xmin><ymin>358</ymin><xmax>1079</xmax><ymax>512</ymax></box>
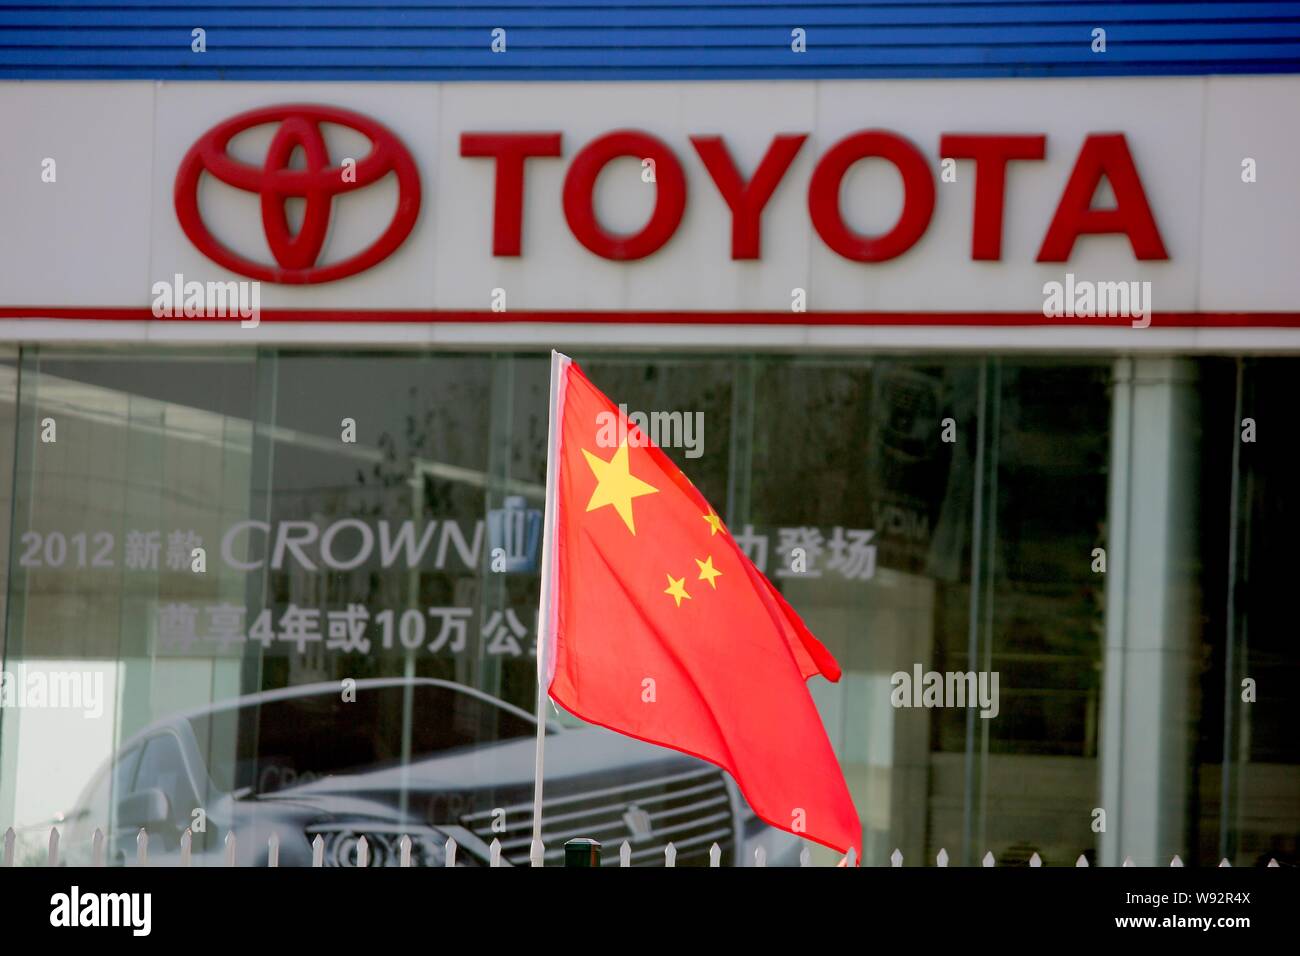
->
<box><xmin>2</xmin><ymin>308</ymin><xmax>1300</xmax><ymax>328</ymax></box>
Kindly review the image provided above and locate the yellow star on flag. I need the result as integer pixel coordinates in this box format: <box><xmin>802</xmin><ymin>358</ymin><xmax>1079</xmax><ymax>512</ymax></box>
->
<box><xmin>582</xmin><ymin>439</ymin><xmax>659</xmax><ymax>535</ymax></box>
<box><xmin>695</xmin><ymin>555</ymin><xmax>722</xmax><ymax>589</ymax></box>
<box><xmin>664</xmin><ymin>573</ymin><xmax>691</xmax><ymax>607</ymax></box>
<box><xmin>702</xmin><ymin>509</ymin><xmax>725</xmax><ymax>536</ymax></box>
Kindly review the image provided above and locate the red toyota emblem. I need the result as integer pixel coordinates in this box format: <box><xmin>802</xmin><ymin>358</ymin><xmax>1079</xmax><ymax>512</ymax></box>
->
<box><xmin>175</xmin><ymin>104</ymin><xmax>421</xmax><ymax>284</ymax></box>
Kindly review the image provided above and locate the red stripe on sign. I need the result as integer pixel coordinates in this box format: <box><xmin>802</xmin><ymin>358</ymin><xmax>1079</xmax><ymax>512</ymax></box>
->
<box><xmin>1</xmin><ymin>308</ymin><xmax>1300</xmax><ymax>327</ymax></box>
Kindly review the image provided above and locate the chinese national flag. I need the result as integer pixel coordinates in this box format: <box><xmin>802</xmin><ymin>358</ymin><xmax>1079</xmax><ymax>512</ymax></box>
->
<box><xmin>538</xmin><ymin>354</ymin><xmax>861</xmax><ymax>860</ymax></box>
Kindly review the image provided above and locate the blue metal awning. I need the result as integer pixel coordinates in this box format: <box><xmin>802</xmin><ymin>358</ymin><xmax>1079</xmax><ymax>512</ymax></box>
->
<box><xmin>2</xmin><ymin>1</ymin><xmax>1299</xmax><ymax>80</ymax></box>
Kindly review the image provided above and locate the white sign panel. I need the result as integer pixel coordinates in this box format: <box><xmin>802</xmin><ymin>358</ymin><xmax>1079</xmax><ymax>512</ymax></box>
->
<box><xmin>0</xmin><ymin>77</ymin><xmax>1297</xmax><ymax>345</ymax></box>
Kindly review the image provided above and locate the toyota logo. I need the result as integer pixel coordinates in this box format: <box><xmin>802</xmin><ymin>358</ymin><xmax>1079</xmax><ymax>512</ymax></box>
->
<box><xmin>174</xmin><ymin>104</ymin><xmax>421</xmax><ymax>284</ymax></box>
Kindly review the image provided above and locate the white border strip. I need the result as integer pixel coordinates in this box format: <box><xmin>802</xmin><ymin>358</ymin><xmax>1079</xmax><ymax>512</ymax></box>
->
<box><xmin>3</xmin><ymin>320</ymin><xmax>1300</xmax><ymax>353</ymax></box>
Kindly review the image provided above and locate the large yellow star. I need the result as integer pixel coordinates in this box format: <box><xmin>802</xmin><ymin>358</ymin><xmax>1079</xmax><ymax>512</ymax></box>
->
<box><xmin>702</xmin><ymin>509</ymin><xmax>725</xmax><ymax>536</ymax></box>
<box><xmin>582</xmin><ymin>440</ymin><xmax>659</xmax><ymax>535</ymax></box>
<box><xmin>664</xmin><ymin>573</ymin><xmax>691</xmax><ymax>607</ymax></box>
<box><xmin>695</xmin><ymin>555</ymin><xmax>722</xmax><ymax>589</ymax></box>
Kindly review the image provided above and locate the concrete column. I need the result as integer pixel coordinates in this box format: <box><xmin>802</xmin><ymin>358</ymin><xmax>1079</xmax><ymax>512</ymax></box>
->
<box><xmin>1099</xmin><ymin>357</ymin><xmax>1200</xmax><ymax>866</ymax></box>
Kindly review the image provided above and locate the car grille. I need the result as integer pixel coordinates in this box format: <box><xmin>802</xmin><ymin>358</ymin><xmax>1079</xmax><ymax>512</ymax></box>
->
<box><xmin>460</xmin><ymin>765</ymin><xmax>736</xmax><ymax>866</ymax></box>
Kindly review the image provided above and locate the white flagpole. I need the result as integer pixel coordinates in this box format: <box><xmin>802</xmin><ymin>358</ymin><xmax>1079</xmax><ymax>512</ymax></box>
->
<box><xmin>530</xmin><ymin>349</ymin><xmax>569</xmax><ymax>863</ymax></box>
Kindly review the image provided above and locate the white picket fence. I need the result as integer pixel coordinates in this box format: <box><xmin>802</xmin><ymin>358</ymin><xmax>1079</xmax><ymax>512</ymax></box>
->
<box><xmin>0</xmin><ymin>826</ymin><xmax>1284</xmax><ymax>867</ymax></box>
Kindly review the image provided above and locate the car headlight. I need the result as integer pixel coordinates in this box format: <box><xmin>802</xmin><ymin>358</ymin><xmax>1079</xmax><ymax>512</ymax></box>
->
<box><xmin>306</xmin><ymin>824</ymin><xmax>451</xmax><ymax>867</ymax></box>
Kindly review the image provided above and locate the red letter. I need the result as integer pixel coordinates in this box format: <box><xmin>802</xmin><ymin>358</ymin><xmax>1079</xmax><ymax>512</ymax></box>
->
<box><xmin>1037</xmin><ymin>133</ymin><xmax>1168</xmax><ymax>261</ymax></box>
<box><xmin>808</xmin><ymin>130</ymin><xmax>935</xmax><ymax>262</ymax></box>
<box><xmin>460</xmin><ymin>132</ymin><xmax>562</xmax><ymax>256</ymax></box>
<box><xmin>690</xmin><ymin>134</ymin><xmax>806</xmax><ymax>259</ymax></box>
<box><xmin>562</xmin><ymin>130</ymin><xmax>687</xmax><ymax>260</ymax></box>
<box><xmin>939</xmin><ymin>134</ymin><xmax>1046</xmax><ymax>260</ymax></box>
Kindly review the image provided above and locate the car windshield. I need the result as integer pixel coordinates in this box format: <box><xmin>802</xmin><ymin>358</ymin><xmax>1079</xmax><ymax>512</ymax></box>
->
<box><xmin>188</xmin><ymin>683</ymin><xmax>537</xmax><ymax>794</ymax></box>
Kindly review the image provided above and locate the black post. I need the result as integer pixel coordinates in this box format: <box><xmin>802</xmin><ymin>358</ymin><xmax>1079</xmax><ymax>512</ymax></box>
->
<box><xmin>564</xmin><ymin>838</ymin><xmax>602</xmax><ymax>867</ymax></box>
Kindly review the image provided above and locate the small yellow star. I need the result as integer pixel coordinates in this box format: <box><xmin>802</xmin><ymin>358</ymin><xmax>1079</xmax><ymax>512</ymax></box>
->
<box><xmin>583</xmin><ymin>440</ymin><xmax>659</xmax><ymax>535</ymax></box>
<box><xmin>664</xmin><ymin>573</ymin><xmax>692</xmax><ymax>607</ymax></box>
<box><xmin>702</xmin><ymin>509</ymin><xmax>725</xmax><ymax>536</ymax></box>
<box><xmin>695</xmin><ymin>555</ymin><xmax>722</xmax><ymax>589</ymax></box>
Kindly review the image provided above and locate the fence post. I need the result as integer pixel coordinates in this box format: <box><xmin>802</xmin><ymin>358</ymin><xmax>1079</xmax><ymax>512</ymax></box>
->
<box><xmin>136</xmin><ymin>828</ymin><xmax>148</xmax><ymax>867</ymax></box>
<box><xmin>267</xmin><ymin>833</ymin><xmax>280</xmax><ymax>868</ymax></box>
<box><xmin>936</xmin><ymin>848</ymin><xmax>949</xmax><ymax>867</ymax></box>
<box><xmin>399</xmin><ymin>834</ymin><xmax>411</xmax><ymax>867</ymax></box>
<box><xmin>489</xmin><ymin>838</ymin><xmax>502</xmax><ymax>867</ymax></box>
<box><xmin>446</xmin><ymin>837</ymin><xmax>457</xmax><ymax>867</ymax></box>
<box><xmin>311</xmin><ymin>834</ymin><xmax>324</xmax><ymax>867</ymax></box>
<box><xmin>47</xmin><ymin>827</ymin><xmax>60</xmax><ymax>867</ymax></box>
<box><xmin>664</xmin><ymin>842</ymin><xmax>676</xmax><ymax>867</ymax></box>
<box><xmin>180</xmin><ymin>828</ymin><xmax>192</xmax><ymax>867</ymax></box>
<box><xmin>564</xmin><ymin>838</ymin><xmax>601</xmax><ymax>867</ymax></box>
<box><xmin>356</xmin><ymin>835</ymin><xmax>369</xmax><ymax>868</ymax></box>
<box><xmin>890</xmin><ymin>848</ymin><xmax>903</xmax><ymax>867</ymax></box>
<box><xmin>620</xmin><ymin>841</ymin><xmax>631</xmax><ymax>867</ymax></box>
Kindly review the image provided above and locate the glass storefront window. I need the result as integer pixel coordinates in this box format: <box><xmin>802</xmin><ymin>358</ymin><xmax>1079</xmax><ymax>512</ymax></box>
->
<box><xmin>0</xmin><ymin>347</ymin><xmax>1295</xmax><ymax>866</ymax></box>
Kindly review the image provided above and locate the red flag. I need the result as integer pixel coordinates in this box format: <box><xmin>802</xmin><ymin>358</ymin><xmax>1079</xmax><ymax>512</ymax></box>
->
<box><xmin>537</xmin><ymin>354</ymin><xmax>861</xmax><ymax>860</ymax></box>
